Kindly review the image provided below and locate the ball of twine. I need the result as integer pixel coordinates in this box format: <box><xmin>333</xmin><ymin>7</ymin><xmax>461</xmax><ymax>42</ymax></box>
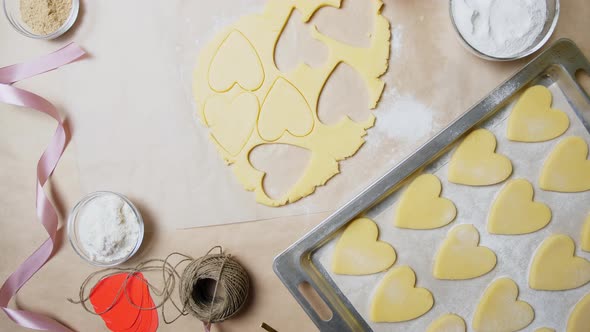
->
<box><xmin>179</xmin><ymin>246</ymin><xmax>250</xmax><ymax>324</ymax></box>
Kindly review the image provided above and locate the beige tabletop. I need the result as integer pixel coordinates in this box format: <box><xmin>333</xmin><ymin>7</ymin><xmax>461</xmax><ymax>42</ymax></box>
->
<box><xmin>1</xmin><ymin>0</ymin><xmax>590</xmax><ymax>331</ymax></box>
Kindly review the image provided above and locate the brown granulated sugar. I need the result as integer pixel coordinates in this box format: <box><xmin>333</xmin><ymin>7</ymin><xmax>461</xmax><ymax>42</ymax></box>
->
<box><xmin>20</xmin><ymin>0</ymin><xmax>72</xmax><ymax>35</ymax></box>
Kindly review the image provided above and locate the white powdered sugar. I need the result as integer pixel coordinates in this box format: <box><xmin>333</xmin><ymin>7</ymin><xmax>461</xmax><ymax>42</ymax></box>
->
<box><xmin>374</xmin><ymin>93</ymin><xmax>434</xmax><ymax>142</ymax></box>
<box><xmin>452</xmin><ymin>0</ymin><xmax>547</xmax><ymax>58</ymax></box>
<box><xmin>77</xmin><ymin>193</ymin><xmax>140</xmax><ymax>263</ymax></box>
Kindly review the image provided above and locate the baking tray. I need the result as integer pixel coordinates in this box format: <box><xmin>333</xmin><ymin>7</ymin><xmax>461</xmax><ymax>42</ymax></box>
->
<box><xmin>274</xmin><ymin>39</ymin><xmax>590</xmax><ymax>331</ymax></box>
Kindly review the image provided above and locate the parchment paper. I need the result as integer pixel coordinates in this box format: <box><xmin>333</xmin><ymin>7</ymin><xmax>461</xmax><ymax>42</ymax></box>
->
<box><xmin>316</xmin><ymin>83</ymin><xmax>590</xmax><ymax>331</ymax></box>
<box><xmin>1</xmin><ymin>0</ymin><xmax>529</xmax><ymax>229</ymax></box>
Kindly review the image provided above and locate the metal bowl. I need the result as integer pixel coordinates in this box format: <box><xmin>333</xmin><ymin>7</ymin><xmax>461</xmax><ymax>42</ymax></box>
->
<box><xmin>3</xmin><ymin>0</ymin><xmax>79</xmax><ymax>39</ymax></box>
<box><xmin>449</xmin><ymin>0</ymin><xmax>560</xmax><ymax>61</ymax></box>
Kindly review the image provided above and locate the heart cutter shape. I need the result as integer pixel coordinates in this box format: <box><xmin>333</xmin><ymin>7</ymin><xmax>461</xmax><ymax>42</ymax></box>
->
<box><xmin>568</xmin><ymin>292</ymin><xmax>590</xmax><ymax>332</ymax></box>
<box><xmin>257</xmin><ymin>77</ymin><xmax>314</xmax><ymax>141</ymax></box>
<box><xmin>506</xmin><ymin>85</ymin><xmax>569</xmax><ymax>142</ymax></box>
<box><xmin>472</xmin><ymin>278</ymin><xmax>534</xmax><ymax>332</ymax></box>
<box><xmin>370</xmin><ymin>266</ymin><xmax>434</xmax><ymax>323</ymax></box>
<box><xmin>208</xmin><ymin>30</ymin><xmax>264</xmax><ymax>92</ymax></box>
<box><xmin>331</xmin><ymin>217</ymin><xmax>396</xmax><ymax>275</ymax></box>
<box><xmin>426</xmin><ymin>314</ymin><xmax>466</xmax><ymax>332</ymax></box>
<box><xmin>204</xmin><ymin>93</ymin><xmax>259</xmax><ymax>156</ymax></box>
<box><xmin>394</xmin><ymin>174</ymin><xmax>457</xmax><ymax>230</ymax></box>
<box><xmin>539</xmin><ymin>136</ymin><xmax>590</xmax><ymax>192</ymax></box>
<box><xmin>448</xmin><ymin>129</ymin><xmax>512</xmax><ymax>186</ymax></box>
<box><xmin>433</xmin><ymin>224</ymin><xmax>496</xmax><ymax>280</ymax></box>
<box><xmin>529</xmin><ymin>234</ymin><xmax>590</xmax><ymax>290</ymax></box>
<box><xmin>488</xmin><ymin>179</ymin><xmax>551</xmax><ymax>235</ymax></box>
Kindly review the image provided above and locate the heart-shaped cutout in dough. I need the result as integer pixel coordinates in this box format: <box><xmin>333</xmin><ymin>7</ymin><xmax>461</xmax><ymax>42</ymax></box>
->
<box><xmin>273</xmin><ymin>10</ymin><xmax>328</xmax><ymax>72</ymax></box>
<box><xmin>427</xmin><ymin>314</ymin><xmax>466</xmax><ymax>332</ymax></box>
<box><xmin>567</xmin><ymin>292</ymin><xmax>590</xmax><ymax>332</ymax></box>
<box><xmin>258</xmin><ymin>77</ymin><xmax>314</xmax><ymax>141</ymax></box>
<box><xmin>312</xmin><ymin>0</ymin><xmax>374</xmax><ymax>48</ymax></box>
<box><xmin>331</xmin><ymin>217</ymin><xmax>396</xmax><ymax>275</ymax></box>
<box><xmin>473</xmin><ymin>278</ymin><xmax>534</xmax><ymax>332</ymax></box>
<box><xmin>208</xmin><ymin>30</ymin><xmax>264</xmax><ymax>92</ymax></box>
<box><xmin>249</xmin><ymin>144</ymin><xmax>310</xmax><ymax>200</ymax></box>
<box><xmin>204</xmin><ymin>93</ymin><xmax>259</xmax><ymax>156</ymax></box>
<box><xmin>370</xmin><ymin>266</ymin><xmax>434</xmax><ymax>323</ymax></box>
<box><xmin>506</xmin><ymin>85</ymin><xmax>569</xmax><ymax>142</ymax></box>
<box><xmin>448</xmin><ymin>129</ymin><xmax>512</xmax><ymax>186</ymax></box>
<box><xmin>581</xmin><ymin>214</ymin><xmax>590</xmax><ymax>252</ymax></box>
<box><xmin>317</xmin><ymin>62</ymin><xmax>372</xmax><ymax>125</ymax></box>
<box><xmin>488</xmin><ymin>179</ymin><xmax>551</xmax><ymax>235</ymax></box>
<box><xmin>529</xmin><ymin>234</ymin><xmax>590</xmax><ymax>290</ymax></box>
<box><xmin>394</xmin><ymin>174</ymin><xmax>457</xmax><ymax>230</ymax></box>
<box><xmin>540</xmin><ymin>136</ymin><xmax>590</xmax><ymax>192</ymax></box>
<box><xmin>434</xmin><ymin>224</ymin><xmax>496</xmax><ymax>280</ymax></box>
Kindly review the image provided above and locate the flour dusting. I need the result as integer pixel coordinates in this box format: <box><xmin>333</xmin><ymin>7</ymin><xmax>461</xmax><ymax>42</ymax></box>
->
<box><xmin>374</xmin><ymin>94</ymin><xmax>434</xmax><ymax>141</ymax></box>
<box><xmin>391</xmin><ymin>24</ymin><xmax>404</xmax><ymax>59</ymax></box>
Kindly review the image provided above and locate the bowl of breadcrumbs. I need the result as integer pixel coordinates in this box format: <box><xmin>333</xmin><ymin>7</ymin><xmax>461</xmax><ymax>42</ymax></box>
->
<box><xmin>3</xmin><ymin>0</ymin><xmax>79</xmax><ymax>39</ymax></box>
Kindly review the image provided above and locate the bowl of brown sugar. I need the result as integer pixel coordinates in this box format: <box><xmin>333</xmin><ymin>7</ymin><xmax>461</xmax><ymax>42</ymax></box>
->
<box><xmin>3</xmin><ymin>0</ymin><xmax>79</xmax><ymax>39</ymax></box>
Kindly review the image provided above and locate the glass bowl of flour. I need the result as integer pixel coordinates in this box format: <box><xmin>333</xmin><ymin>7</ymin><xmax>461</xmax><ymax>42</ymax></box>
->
<box><xmin>449</xmin><ymin>0</ymin><xmax>559</xmax><ymax>61</ymax></box>
<box><xmin>3</xmin><ymin>0</ymin><xmax>79</xmax><ymax>39</ymax></box>
<box><xmin>67</xmin><ymin>191</ymin><xmax>144</xmax><ymax>267</ymax></box>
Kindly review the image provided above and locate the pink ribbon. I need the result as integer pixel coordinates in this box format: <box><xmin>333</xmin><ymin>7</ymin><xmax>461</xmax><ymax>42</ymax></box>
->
<box><xmin>0</xmin><ymin>43</ymin><xmax>86</xmax><ymax>331</ymax></box>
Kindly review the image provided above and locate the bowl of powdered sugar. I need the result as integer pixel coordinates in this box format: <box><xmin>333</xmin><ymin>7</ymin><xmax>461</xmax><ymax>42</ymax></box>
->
<box><xmin>67</xmin><ymin>191</ymin><xmax>144</xmax><ymax>267</ymax></box>
<box><xmin>3</xmin><ymin>0</ymin><xmax>79</xmax><ymax>39</ymax></box>
<box><xmin>450</xmin><ymin>0</ymin><xmax>559</xmax><ymax>61</ymax></box>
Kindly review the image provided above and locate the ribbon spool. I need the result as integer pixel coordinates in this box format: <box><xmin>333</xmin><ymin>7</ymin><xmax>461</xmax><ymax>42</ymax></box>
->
<box><xmin>179</xmin><ymin>246</ymin><xmax>250</xmax><ymax>329</ymax></box>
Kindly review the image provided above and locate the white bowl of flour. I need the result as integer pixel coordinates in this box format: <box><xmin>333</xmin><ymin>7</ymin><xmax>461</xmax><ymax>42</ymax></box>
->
<box><xmin>450</xmin><ymin>0</ymin><xmax>559</xmax><ymax>61</ymax></box>
<box><xmin>67</xmin><ymin>191</ymin><xmax>144</xmax><ymax>266</ymax></box>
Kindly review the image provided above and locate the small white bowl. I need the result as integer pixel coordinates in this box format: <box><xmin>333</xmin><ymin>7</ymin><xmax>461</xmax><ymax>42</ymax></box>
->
<box><xmin>449</xmin><ymin>0</ymin><xmax>560</xmax><ymax>61</ymax></box>
<box><xmin>67</xmin><ymin>191</ymin><xmax>144</xmax><ymax>267</ymax></box>
<box><xmin>3</xmin><ymin>0</ymin><xmax>79</xmax><ymax>39</ymax></box>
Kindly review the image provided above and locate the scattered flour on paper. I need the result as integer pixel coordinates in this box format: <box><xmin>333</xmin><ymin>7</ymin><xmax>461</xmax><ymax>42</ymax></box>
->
<box><xmin>391</xmin><ymin>24</ymin><xmax>404</xmax><ymax>59</ymax></box>
<box><xmin>373</xmin><ymin>93</ymin><xmax>434</xmax><ymax>142</ymax></box>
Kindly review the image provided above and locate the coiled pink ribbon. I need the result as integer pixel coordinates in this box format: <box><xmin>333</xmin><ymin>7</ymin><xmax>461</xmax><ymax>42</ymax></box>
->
<box><xmin>0</xmin><ymin>43</ymin><xmax>85</xmax><ymax>331</ymax></box>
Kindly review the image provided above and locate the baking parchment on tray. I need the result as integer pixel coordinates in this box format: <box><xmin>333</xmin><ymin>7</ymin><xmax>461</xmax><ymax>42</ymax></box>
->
<box><xmin>274</xmin><ymin>39</ymin><xmax>590</xmax><ymax>331</ymax></box>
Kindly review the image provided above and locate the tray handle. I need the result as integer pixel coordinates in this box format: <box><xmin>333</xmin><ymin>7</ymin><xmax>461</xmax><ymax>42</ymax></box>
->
<box><xmin>554</xmin><ymin>39</ymin><xmax>590</xmax><ymax>75</ymax></box>
<box><xmin>274</xmin><ymin>250</ymin><xmax>365</xmax><ymax>331</ymax></box>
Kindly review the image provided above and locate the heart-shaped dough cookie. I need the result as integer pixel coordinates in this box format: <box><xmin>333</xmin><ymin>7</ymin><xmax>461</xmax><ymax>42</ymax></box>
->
<box><xmin>258</xmin><ymin>77</ymin><xmax>314</xmax><ymax>141</ymax></box>
<box><xmin>448</xmin><ymin>129</ymin><xmax>512</xmax><ymax>186</ymax></box>
<box><xmin>427</xmin><ymin>314</ymin><xmax>466</xmax><ymax>332</ymax></box>
<box><xmin>488</xmin><ymin>179</ymin><xmax>551</xmax><ymax>235</ymax></box>
<box><xmin>535</xmin><ymin>328</ymin><xmax>555</xmax><ymax>332</ymax></box>
<box><xmin>567</xmin><ymin>292</ymin><xmax>590</xmax><ymax>332</ymax></box>
<box><xmin>473</xmin><ymin>278</ymin><xmax>534</xmax><ymax>332</ymax></box>
<box><xmin>540</xmin><ymin>136</ymin><xmax>590</xmax><ymax>192</ymax></box>
<box><xmin>581</xmin><ymin>214</ymin><xmax>590</xmax><ymax>252</ymax></box>
<box><xmin>208</xmin><ymin>30</ymin><xmax>264</xmax><ymax>92</ymax></box>
<box><xmin>204</xmin><ymin>93</ymin><xmax>259</xmax><ymax>156</ymax></box>
<box><xmin>331</xmin><ymin>217</ymin><xmax>396</xmax><ymax>275</ymax></box>
<box><xmin>506</xmin><ymin>85</ymin><xmax>569</xmax><ymax>142</ymax></box>
<box><xmin>433</xmin><ymin>224</ymin><xmax>496</xmax><ymax>280</ymax></box>
<box><xmin>370</xmin><ymin>266</ymin><xmax>434</xmax><ymax>323</ymax></box>
<box><xmin>394</xmin><ymin>174</ymin><xmax>457</xmax><ymax>230</ymax></box>
<box><xmin>529</xmin><ymin>234</ymin><xmax>590</xmax><ymax>290</ymax></box>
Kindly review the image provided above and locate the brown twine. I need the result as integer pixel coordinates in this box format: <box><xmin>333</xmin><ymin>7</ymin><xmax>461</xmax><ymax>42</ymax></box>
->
<box><xmin>68</xmin><ymin>246</ymin><xmax>250</xmax><ymax>329</ymax></box>
<box><xmin>179</xmin><ymin>246</ymin><xmax>249</xmax><ymax>327</ymax></box>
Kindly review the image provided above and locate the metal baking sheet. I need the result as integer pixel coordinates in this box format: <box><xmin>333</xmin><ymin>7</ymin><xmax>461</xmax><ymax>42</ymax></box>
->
<box><xmin>274</xmin><ymin>39</ymin><xmax>590</xmax><ymax>331</ymax></box>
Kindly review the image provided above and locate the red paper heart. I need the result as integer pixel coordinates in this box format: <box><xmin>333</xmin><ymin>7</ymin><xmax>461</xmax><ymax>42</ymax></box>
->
<box><xmin>113</xmin><ymin>273</ymin><xmax>159</xmax><ymax>332</ymax></box>
<box><xmin>144</xmin><ymin>288</ymin><xmax>159</xmax><ymax>332</ymax></box>
<box><xmin>90</xmin><ymin>273</ymin><xmax>144</xmax><ymax>331</ymax></box>
<box><xmin>115</xmin><ymin>274</ymin><xmax>148</xmax><ymax>332</ymax></box>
